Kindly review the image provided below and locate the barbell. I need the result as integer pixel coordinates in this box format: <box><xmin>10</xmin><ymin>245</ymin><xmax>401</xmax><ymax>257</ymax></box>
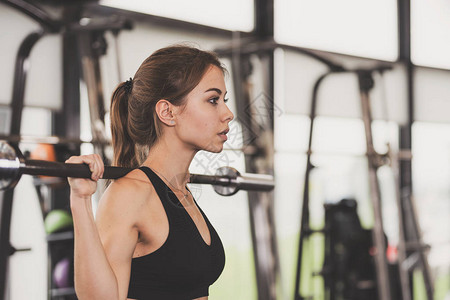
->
<box><xmin>0</xmin><ymin>141</ymin><xmax>274</xmax><ymax>196</ymax></box>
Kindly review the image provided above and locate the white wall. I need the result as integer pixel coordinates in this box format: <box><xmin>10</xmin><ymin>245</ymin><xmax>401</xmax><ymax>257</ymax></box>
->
<box><xmin>0</xmin><ymin>3</ymin><xmax>62</xmax><ymax>110</ymax></box>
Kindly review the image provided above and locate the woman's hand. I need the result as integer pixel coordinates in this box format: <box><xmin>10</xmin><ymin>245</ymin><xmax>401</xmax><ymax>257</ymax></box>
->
<box><xmin>66</xmin><ymin>154</ymin><xmax>104</xmax><ymax>199</ymax></box>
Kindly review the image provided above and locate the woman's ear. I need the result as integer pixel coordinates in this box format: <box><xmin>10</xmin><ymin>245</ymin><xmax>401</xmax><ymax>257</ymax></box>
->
<box><xmin>155</xmin><ymin>99</ymin><xmax>176</xmax><ymax>126</ymax></box>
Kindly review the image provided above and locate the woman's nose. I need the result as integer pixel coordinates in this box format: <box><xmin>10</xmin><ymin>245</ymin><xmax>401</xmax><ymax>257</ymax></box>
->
<box><xmin>223</xmin><ymin>104</ymin><xmax>234</xmax><ymax>122</ymax></box>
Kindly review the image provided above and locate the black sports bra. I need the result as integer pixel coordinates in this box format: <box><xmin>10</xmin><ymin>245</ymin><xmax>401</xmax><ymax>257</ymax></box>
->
<box><xmin>127</xmin><ymin>167</ymin><xmax>225</xmax><ymax>300</ymax></box>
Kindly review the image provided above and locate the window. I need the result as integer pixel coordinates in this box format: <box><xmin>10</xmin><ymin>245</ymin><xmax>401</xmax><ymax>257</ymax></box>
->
<box><xmin>274</xmin><ymin>0</ymin><xmax>398</xmax><ymax>61</ymax></box>
<box><xmin>100</xmin><ymin>0</ymin><xmax>254</xmax><ymax>32</ymax></box>
<box><xmin>411</xmin><ymin>0</ymin><xmax>450</xmax><ymax>69</ymax></box>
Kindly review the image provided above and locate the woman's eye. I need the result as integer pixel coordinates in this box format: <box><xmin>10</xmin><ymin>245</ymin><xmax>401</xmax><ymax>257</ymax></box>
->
<box><xmin>209</xmin><ymin>97</ymin><xmax>220</xmax><ymax>104</ymax></box>
<box><xmin>208</xmin><ymin>96</ymin><xmax>229</xmax><ymax>105</ymax></box>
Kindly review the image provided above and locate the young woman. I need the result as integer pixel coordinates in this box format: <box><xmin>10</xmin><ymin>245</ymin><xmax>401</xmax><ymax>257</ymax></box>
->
<box><xmin>66</xmin><ymin>45</ymin><xmax>234</xmax><ymax>300</ymax></box>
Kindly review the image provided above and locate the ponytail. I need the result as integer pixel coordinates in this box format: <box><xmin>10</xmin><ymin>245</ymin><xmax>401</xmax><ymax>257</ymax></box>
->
<box><xmin>110</xmin><ymin>81</ymin><xmax>141</xmax><ymax>168</ymax></box>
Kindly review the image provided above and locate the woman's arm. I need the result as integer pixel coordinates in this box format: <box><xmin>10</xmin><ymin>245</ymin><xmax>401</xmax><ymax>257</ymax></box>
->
<box><xmin>67</xmin><ymin>155</ymin><xmax>139</xmax><ymax>300</ymax></box>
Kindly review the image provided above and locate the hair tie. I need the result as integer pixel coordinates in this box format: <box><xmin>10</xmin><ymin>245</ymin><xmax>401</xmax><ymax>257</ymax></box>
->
<box><xmin>124</xmin><ymin>77</ymin><xmax>133</xmax><ymax>94</ymax></box>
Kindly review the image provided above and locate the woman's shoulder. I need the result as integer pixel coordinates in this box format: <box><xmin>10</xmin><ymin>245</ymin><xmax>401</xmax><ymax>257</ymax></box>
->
<box><xmin>100</xmin><ymin>168</ymin><xmax>156</xmax><ymax>210</ymax></box>
<box><xmin>111</xmin><ymin>168</ymin><xmax>153</xmax><ymax>190</ymax></box>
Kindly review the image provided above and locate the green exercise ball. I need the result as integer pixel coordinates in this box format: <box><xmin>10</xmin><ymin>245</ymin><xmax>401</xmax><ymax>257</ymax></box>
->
<box><xmin>44</xmin><ymin>210</ymin><xmax>73</xmax><ymax>234</ymax></box>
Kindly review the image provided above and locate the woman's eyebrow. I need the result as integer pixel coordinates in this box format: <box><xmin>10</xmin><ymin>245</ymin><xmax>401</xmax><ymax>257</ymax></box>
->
<box><xmin>204</xmin><ymin>88</ymin><xmax>223</xmax><ymax>94</ymax></box>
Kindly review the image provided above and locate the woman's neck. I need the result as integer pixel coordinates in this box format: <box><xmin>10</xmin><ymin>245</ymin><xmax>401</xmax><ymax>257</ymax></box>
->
<box><xmin>142</xmin><ymin>136</ymin><xmax>197</xmax><ymax>190</ymax></box>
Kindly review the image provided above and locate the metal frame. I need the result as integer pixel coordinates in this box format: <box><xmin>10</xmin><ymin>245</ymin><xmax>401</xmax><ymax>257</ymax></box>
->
<box><xmin>293</xmin><ymin>71</ymin><xmax>335</xmax><ymax>300</ymax></box>
<box><xmin>358</xmin><ymin>71</ymin><xmax>392</xmax><ymax>300</ymax></box>
<box><xmin>0</xmin><ymin>2</ymin><xmax>60</xmax><ymax>300</ymax></box>
<box><xmin>1</xmin><ymin>0</ymin><xmax>60</xmax><ymax>33</ymax></box>
<box><xmin>242</xmin><ymin>1</ymin><xmax>279</xmax><ymax>299</ymax></box>
<box><xmin>0</xmin><ymin>29</ymin><xmax>47</xmax><ymax>300</ymax></box>
<box><xmin>292</xmin><ymin>65</ymin><xmax>395</xmax><ymax>300</ymax></box>
<box><xmin>229</xmin><ymin>49</ymin><xmax>279</xmax><ymax>300</ymax></box>
<box><xmin>397</xmin><ymin>1</ymin><xmax>434</xmax><ymax>299</ymax></box>
<box><xmin>82</xmin><ymin>2</ymin><xmax>252</xmax><ymax>39</ymax></box>
<box><xmin>397</xmin><ymin>2</ymin><xmax>416</xmax><ymax>299</ymax></box>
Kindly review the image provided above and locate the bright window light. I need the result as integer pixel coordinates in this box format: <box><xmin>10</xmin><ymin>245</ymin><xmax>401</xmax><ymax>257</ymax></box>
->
<box><xmin>100</xmin><ymin>0</ymin><xmax>254</xmax><ymax>32</ymax></box>
<box><xmin>274</xmin><ymin>0</ymin><xmax>398</xmax><ymax>61</ymax></box>
<box><xmin>411</xmin><ymin>0</ymin><xmax>450</xmax><ymax>69</ymax></box>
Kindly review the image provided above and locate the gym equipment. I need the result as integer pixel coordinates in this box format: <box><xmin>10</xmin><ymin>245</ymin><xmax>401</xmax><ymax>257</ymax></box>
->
<box><xmin>52</xmin><ymin>257</ymin><xmax>73</xmax><ymax>288</ymax></box>
<box><xmin>44</xmin><ymin>210</ymin><xmax>73</xmax><ymax>234</ymax></box>
<box><xmin>0</xmin><ymin>141</ymin><xmax>275</xmax><ymax>196</ymax></box>
<box><xmin>293</xmin><ymin>67</ymin><xmax>396</xmax><ymax>300</ymax></box>
<box><xmin>0</xmin><ymin>12</ymin><xmax>48</xmax><ymax>297</ymax></box>
<box><xmin>321</xmin><ymin>199</ymin><xmax>378</xmax><ymax>300</ymax></box>
<box><xmin>225</xmin><ymin>38</ymin><xmax>279</xmax><ymax>300</ymax></box>
<box><xmin>321</xmin><ymin>199</ymin><xmax>403</xmax><ymax>300</ymax></box>
<box><xmin>193</xmin><ymin>166</ymin><xmax>274</xmax><ymax>196</ymax></box>
<box><xmin>30</xmin><ymin>144</ymin><xmax>56</xmax><ymax>162</ymax></box>
<box><xmin>0</xmin><ymin>141</ymin><xmax>131</xmax><ymax>191</ymax></box>
<box><xmin>30</xmin><ymin>144</ymin><xmax>57</xmax><ymax>180</ymax></box>
<box><xmin>359</xmin><ymin>70</ymin><xmax>433</xmax><ymax>300</ymax></box>
<box><xmin>359</xmin><ymin>70</ymin><xmax>393</xmax><ymax>300</ymax></box>
<box><xmin>293</xmin><ymin>66</ymin><xmax>434</xmax><ymax>300</ymax></box>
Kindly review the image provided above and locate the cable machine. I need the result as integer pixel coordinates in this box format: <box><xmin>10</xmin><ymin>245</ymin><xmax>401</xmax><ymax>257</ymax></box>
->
<box><xmin>293</xmin><ymin>66</ymin><xmax>434</xmax><ymax>300</ymax></box>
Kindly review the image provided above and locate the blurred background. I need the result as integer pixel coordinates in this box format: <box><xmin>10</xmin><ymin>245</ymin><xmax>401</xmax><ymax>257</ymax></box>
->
<box><xmin>0</xmin><ymin>0</ymin><xmax>449</xmax><ymax>299</ymax></box>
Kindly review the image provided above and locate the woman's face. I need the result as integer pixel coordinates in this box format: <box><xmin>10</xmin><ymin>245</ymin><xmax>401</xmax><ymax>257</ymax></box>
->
<box><xmin>174</xmin><ymin>65</ymin><xmax>234</xmax><ymax>153</ymax></box>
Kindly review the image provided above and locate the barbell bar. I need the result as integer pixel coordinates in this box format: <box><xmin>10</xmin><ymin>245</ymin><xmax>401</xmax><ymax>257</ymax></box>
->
<box><xmin>0</xmin><ymin>141</ymin><xmax>274</xmax><ymax>196</ymax></box>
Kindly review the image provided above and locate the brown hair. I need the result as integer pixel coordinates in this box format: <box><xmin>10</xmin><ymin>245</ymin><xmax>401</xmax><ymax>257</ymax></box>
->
<box><xmin>110</xmin><ymin>44</ymin><xmax>225</xmax><ymax>168</ymax></box>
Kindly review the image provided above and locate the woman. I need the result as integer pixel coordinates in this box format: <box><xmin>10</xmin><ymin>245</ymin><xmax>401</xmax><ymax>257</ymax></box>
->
<box><xmin>67</xmin><ymin>45</ymin><xmax>234</xmax><ymax>300</ymax></box>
